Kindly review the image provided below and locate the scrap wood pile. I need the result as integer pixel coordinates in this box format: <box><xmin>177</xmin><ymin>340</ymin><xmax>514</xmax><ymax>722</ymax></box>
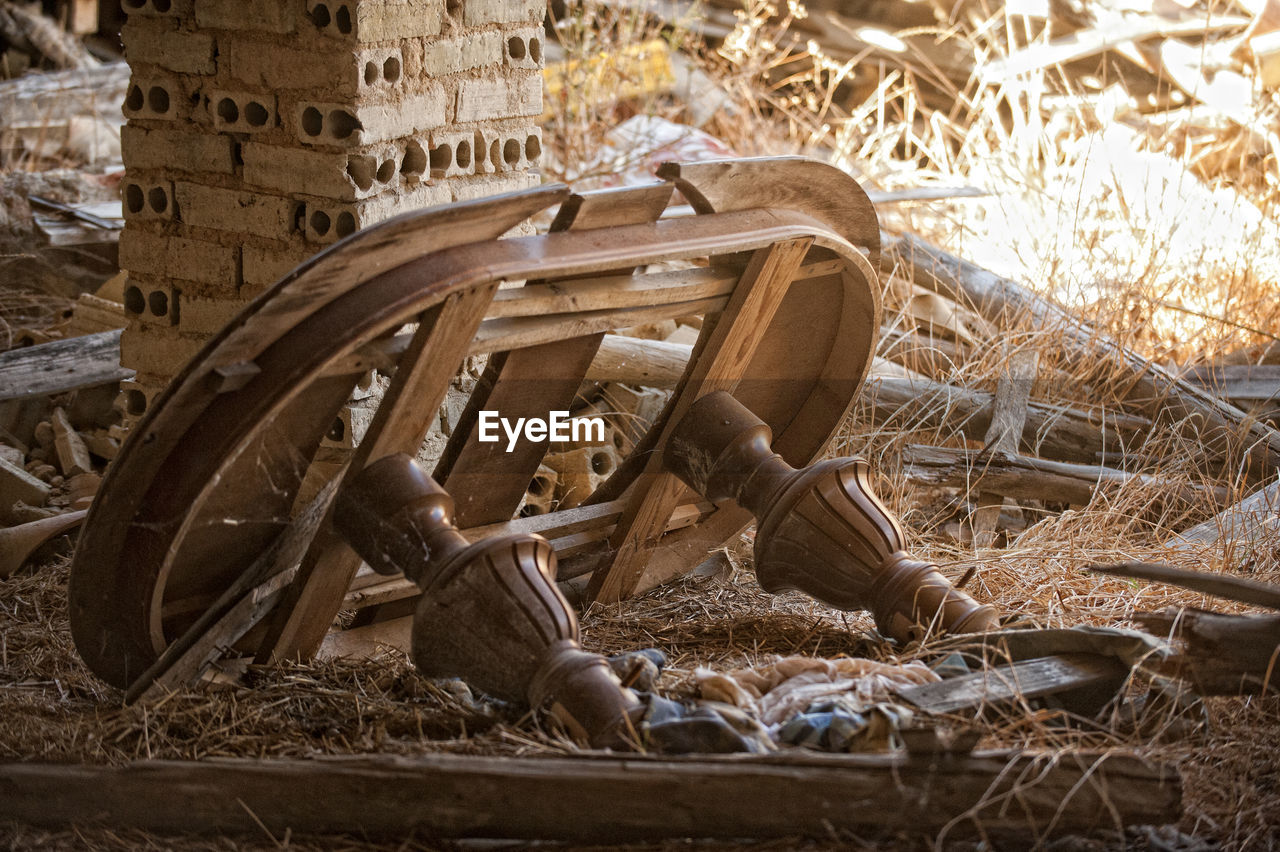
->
<box><xmin>0</xmin><ymin>0</ymin><xmax>1279</xmax><ymax>848</ymax></box>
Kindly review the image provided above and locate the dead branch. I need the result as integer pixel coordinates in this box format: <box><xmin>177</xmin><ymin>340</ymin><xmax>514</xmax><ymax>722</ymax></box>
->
<box><xmin>884</xmin><ymin>232</ymin><xmax>1280</xmax><ymax>478</ymax></box>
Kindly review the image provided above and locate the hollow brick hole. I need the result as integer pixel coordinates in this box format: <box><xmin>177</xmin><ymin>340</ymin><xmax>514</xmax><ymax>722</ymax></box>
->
<box><xmin>217</xmin><ymin>97</ymin><xmax>239</xmax><ymax>125</ymax></box>
<box><xmin>125</xmin><ymin>85</ymin><xmax>144</xmax><ymax>112</ymax></box>
<box><xmin>327</xmin><ymin>109</ymin><xmax>360</xmax><ymax>140</ymax></box>
<box><xmin>364</xmin><ymin>62</ymin><xmax>378</xmax><ymax>86</ymax></box>
<box><xmin>245</xmin><ymin>101</ymin><xmax>270</xmax><ymax>127</ymax></box>
<box><xmin>124</xmin><ymin>183</ymin><xmax>144</xmax><ymax>214</ymax></box>
<box><xmin>402</xmin><ymin>141</ymin><xmax>427</xmax><ymax>176</ymax></box>
<box><xmin>456</xmin><ymin>139</ymin><xmax>472</xmax><ymax>169</ymax></box>
<box><xmin>347</xmin><ymin>155</ymin><xmax>376</xmax><ymax>190</ymax></box>
<box><xmin>124</xmin><ymin>389</ymin><xmax>147</xmax><ymax>417</ymax></box>
<box><xmin>503</xmin><ymin>138</ymin><xmax>520</xmax><ymax>167</ymax></box>
<box><xmin>530</xmin><ymin>36</ymin><xmax>542</xmax><ymax>63</ymax></box>
<box><xmin>376</xmin><ymin>158</ymin><xmax>396</xmax><ymax>183</ymax></box>
<box><xmin>508</xmin><ymin>37</ymin><xmax>526</xmax><ymax>62</ymax></box>
<box><xmin>336</xmin><ymin>211</ymin><xmax>357</xmax><ymax>238</ymax></box>
<box><xmin>310</xmin><ymin>209</ymin><xmax>332</xmax><ymax>237</ymax></box>
<box><xmin>428</xmin><ymin>143</ymin><xmax>451</xmax><ymax>176</ymax></box>
<box><xmin>335</xmin><ymin>4</ymin><xmax>352</xmax><ymax>34</ymax></box>
<box><xmin>301</xmin><ymin>107</ymin><xmax>324</xmax><ymax>137</ymax></box>
<box><xmin>148</xmin><ymin>290</ymin><xmax>169</xmax><ymax>317</ymax></box>
<box><xmin>291</xmin><ymin>202</ymin><xmax>307</xmax><ymax>234</ymax></box>
<box><xmin>122</xmin><ymin>0</ymin><xmax>146</xmax><ymax>10</ymax></box>
<box><xmin>147</xmin><ymin>186</ymin><xmax>168</xmax><ymax>214</ymax></box>
<box><xmin>310</xmin><ymin>3</ymin><xmax>331</xmax><ymax>27</ymax></box>
<box><xmin>123</xmin><ymin>285</ymin><xmax>145</xmax><ymax>315</ymax></box>
<box><xmin>152</xmin><ymin>0</ymin><xmax>171</xmax><ymax>11</ymax></box>
<box><xmin>591</xmin><ymin>451</ymin><xmax>616</xmax><ymax>476</ymax></box>
<box><xmin>147</xmin><ymin>85</ymin><xmax>170</xmax><ymax>114</ymax></box>
<box><xmin>525</xmin><ymin>134</ymin><xmax>541</xmax><ymax>162</ymax></box>
<box><xmin>383</xmin><ymin>56</ymin><xmax>401</xmax><ymax>83</ymax></box>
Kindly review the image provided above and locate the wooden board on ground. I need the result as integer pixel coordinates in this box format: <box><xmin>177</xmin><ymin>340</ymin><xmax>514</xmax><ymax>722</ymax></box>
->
<box><xmin>0</xmin><ymin>330</ymin><xmax>132</xmax><ymax>402</ymax></box>
<box><xmin>0</xmin><ymin>750</ymin><xmax>1181</xmax><ymax>841</ymax></box>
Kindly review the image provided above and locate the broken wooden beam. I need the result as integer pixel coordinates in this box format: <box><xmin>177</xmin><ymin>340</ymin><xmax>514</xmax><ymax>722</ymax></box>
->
<box><xmin>1136</xmin><ymin>608</ymin><xmax>1280</xmax><ymax>696</ymax></box>
<box><xmin>0</xmin><ymin>509</ymin><xmax>86</xmax><ymax>579</ymax></box>
<box><xmin>1090</xmin><ymin>561</ymin><xmax>1280</xmax><ymax>610</ymax></box>
<box><xmin>0</xmin><ymin>329</ymin><xmax>133</xmax><ymax>403</ymax></box>
<box><xmin>971</xmin><ymin>348</ymin><xmax>1038</xmax><ymax>545</ymax></box>
<box><xmin>0</xmin><ymin>750</ymin><xmax>1181</xmax><ymax>841</ymax></box>
<box><xmin>900</xmin><ymin>445</ymin><xmax>1225</xmax><ymax>506</ymax></box>
<box><xmin>896</xmin><ymin>653</ymin><xmax>1132</xmax><ymax>716</ymax></box>
<box><xmin>49</xmin><ymin>406</ymin><xmax>92</xmax><ymax>476</ymax></box>
<box><xmin>0</xmin><ymin>455</ymin><xmax>50</xmax><ymax>516</ymax></box>
<box><xmin>1181</xmin><ymin>364</ymin><xmax>1280</xmax><ymax>412</ymax></box>
<box><xmin>1167</xmin><ymin>478</ymin><xmax>1279</xmax><ymax>552</ymax></box>
<box><xmin>885</xmin><ymin>232</ymin><xmax>1280</xmax><ymax>478</ymax></box>
<box><xmin>860</xmin><ymin>374</ymin><xmax>1151</xmax><ymax>464</ymax></box>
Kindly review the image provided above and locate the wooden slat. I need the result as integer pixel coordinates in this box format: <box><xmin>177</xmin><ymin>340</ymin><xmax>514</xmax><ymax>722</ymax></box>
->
<box><xmin>258</xmin><ymin>285</ymin><xmax>497</xmax><ymax>662</ymax></box>
<box><xmin>1183</xmin><ymin>364</ymin><xmax>1280</xmax><ymax>403</ymax></box>
<box><xmin>588</xmin><ymin>237</ymin><xmax>814</xmax><ymax>604</ymax></box>
<box><xmin>470</xmin><ymin>297</ymin><xmax>726</xmax><ymax>355</ymax></box>
<box><xmin>487</xmin><ymin>267</ymin><xmax>736</xmax><ymax>318</ymax></box>
<box><xmin>341</xmin><ymin>501</ymin><xmax>714</xmax><ymax>611</ymax></box>
<box><xmin>895</xmin><ymin>654</ymin><xmax>1131</xmax><ymax>715</ymax></box>
<box><xmin>0</xmin><ymin>751</ymin><xmax>1182</xmax><ymax>840</ymax></box>
<box><xmin>0</xmin><ymin>329</ymin><xmax>132</xmax><ymax>402</ymax></box>
<box><xmin>484</xmin><ymin>260</ymin><xmax>841</xmax><ymax>320</ymax></box>
<box><xmin>328</xmin><ymin>262</ymin><xmax>845</xmax><ymax>374</ymax></box>
<box><xmin>1090</xmin><ymin>561</ymin><xmax>1280</xmax><ymax>610</ymax></box>
<box><xmin>436</xmin><ymin>184</ymin><xmax>673</xmax><ymax>529</ymax></box>
<box><xmin>434</xmin><ymin>338</ymin><xmax>602</xmax><ymax>526</ymax></box>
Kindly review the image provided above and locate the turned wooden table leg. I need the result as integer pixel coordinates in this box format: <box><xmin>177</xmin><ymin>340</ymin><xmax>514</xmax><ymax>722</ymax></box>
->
<box><xmin>333</xmin><ymin>453</ymin><xmax>642</xmax><ymax>748</ymax></box>
<box><xmin>663</xmin><ymin>391</ymin><xmax>999</xmax><ymax>642</ymax></box>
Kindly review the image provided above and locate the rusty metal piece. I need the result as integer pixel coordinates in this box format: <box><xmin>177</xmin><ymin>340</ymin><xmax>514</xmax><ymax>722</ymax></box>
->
<box><xmin>333</xmin><ymin>453</ymin><xmax>642</xmax><ymax>747</ymax></box>
<box><xmin>663</xmin><ymin>391</ymin><xmax>998</xmax><ymax>642</ymax></box>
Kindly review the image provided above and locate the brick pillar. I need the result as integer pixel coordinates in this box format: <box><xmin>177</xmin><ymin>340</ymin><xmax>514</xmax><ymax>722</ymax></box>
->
<box><xmin>115</xmin><ymin>0</ymin><xmax>545</xmax><ymax>429</ymax></box>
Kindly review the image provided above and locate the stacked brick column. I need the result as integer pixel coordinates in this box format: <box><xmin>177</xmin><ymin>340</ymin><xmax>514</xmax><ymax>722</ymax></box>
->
<box><xmin>115</xmin><ymin>0</ymin><xmax>545</xmax><ymax>429</ymax></box>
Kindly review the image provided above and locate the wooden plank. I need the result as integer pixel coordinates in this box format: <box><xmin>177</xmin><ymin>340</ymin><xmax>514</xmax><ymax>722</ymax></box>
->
<box><xmin>895</xmin><ymin>654</ymin><xmax>1131</xmax><ymax>715</ymax></box>
<box><xmin>886</xmin><ymin>232</ymin><xmax>1280</xmax><ymax>479</ymax></box>
<box><xmin>0</xmin><ymin>329</ymin><xmax>132</xmax><ymax>403</ymax></box>
<box><xmin>1090</xmin><ymin>561</ymin><xmax>1280</xmax><ymax>610</ymax></box>
<box><xmin>588</xmin><ymin>237</ymin><xmax>814</xmax><ymax>604</ymax></box>
<box><xmin>980</xmin><ymin>14</ymin><xmax>1249</xmax><ymax>80</ymax></box>
<box><xmin>487</xmin><ymin>267</ymin><xmax>735</xmax><ymax>318</ymax></box>
<box><xmin>1137</xmin><ymin>609</ymin><xmax>1280</xmax><ymax>695</ymax></box>
<box><xmin>340</xmin><ymin>501</ymin><xmax>715</xmax><ymax>612</ymax></box>
<box><xmin>587</xmin><ymin>335</ymin><xmax>691</xmax><ymax>388</ymax></box>
<box><xmin>259</xmin><ymin>286</ymin><xmax>497</xmax><ymax>663</ymax></box>
<box><xmin>485</xmin><ymin>261</ymin><xmax>841</xmax><ymax>319</ymax></box>
<box><xmin>861</xmin><ymin>373</ymin><xmax>1152</xmax><ymax>464</ymax></box>
<box><xmin>434</xmin><ymin>338</ymin><xmax>603</xmax><ymax>526</ymax></box>
<box><xmin>0</xmin><ymin>751</ymin><xmax>1182</xmax><ymax>840</ymax></box>
<box><xmin>1183</xmin><ymin>364</ymin><xmax>1280</xmax><ymax>403</ymax></box>
<box><xmin>470</xmin><ymin>296</ymin><xmax>726</xmax><ymax>355</ymax></box>
<box><xmin>50</xmin><ymin>406</ymin><xmax>92</xmax><ymax>476</ymax></box>
<box><xmin>1167</xmin><ymin>477</ymin><xmax>1279</xmax><ymax>552</ymax></box>
<box><xmin>971</xmin><ymin>348</ymin><xmax>1038</xmax><ymax>545</ymax></box>
<box><xmin>901</xmin><ymin>444</ymin><xmax>1227</xmax><ymax>506</ymax></box>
